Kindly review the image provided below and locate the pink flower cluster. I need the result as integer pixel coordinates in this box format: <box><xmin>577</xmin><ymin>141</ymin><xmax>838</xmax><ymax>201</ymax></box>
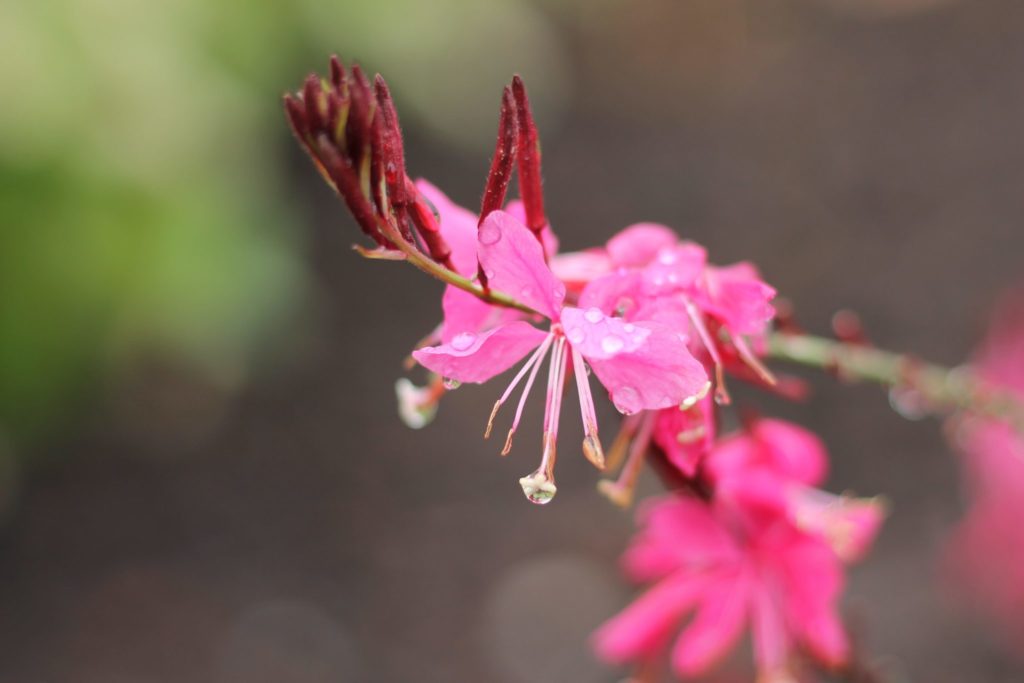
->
<box><xmin>410</xmin><ymin>181</ymin><xmax>774</xmax><ymax>503</ymax></box>
<box><xmin>285</xmin><ymin>58</ymin><xmax>886</xmax><ymax>682</ymax></box>
<box><xmin>593</xmin><ymin>419</ymin><xmax>883</xmax><ymax>681</ymax></box>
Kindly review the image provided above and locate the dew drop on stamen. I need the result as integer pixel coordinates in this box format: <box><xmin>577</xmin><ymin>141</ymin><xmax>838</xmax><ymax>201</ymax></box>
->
<box><xmin>601</xmin><ymin>335</ymin><xmax>624</xmax><ymax>354</ymax></box>
<box><xmin>479</xmin><ymin>223</ymin><xmax>502</xmax><ymax>245</ymax></box>
<box><xmin>584</xmin><ymin>307</ymin><xmax>603</xmax><ymax>324</ymax></box>
<box><xmin>443</xmin><ymin>377</ymin><xmax>461</xmax><ymax>390</ymax></box>
<box><xmin>450</xmin><ymin>332</ymin><xmax>477</xmax><ymax>351</ymax></box>
<box><xmin>519</xmin><ymin>470</ymin><xmax>557</xmax><ymax>504</ymax></box>
<box><xmin>567</xmin><ymin>327</ymin><xmax>586</xmax><ymax>345</ymax></box>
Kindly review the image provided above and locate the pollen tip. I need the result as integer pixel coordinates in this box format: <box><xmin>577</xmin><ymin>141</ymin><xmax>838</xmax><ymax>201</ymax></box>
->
<box><xmin>582</xmin><ymin>434</ymin><xmax>606</xmax><ymax>470</ymax></box>
<box><xmin>597</xmin><ymin>480</ymin><xmax>633</xmax><ymax>509</ymax></box>
<box><xmin>501</xmin><ymin>429</ymin><xmax>515</xmax><ymax>456</ymax></box>
<box><xmin>485</xmin><ymin>400</ymin><xmax>502</xmax><ymax>439</ymax></box>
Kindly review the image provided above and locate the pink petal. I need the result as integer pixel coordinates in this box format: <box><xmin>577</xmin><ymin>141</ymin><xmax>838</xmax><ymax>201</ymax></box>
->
<box><xmin>623</xmin><ymin>496</ymin><xmax>741</xmax><ymax>581</ymax></box>
<box><xmin>504</xmin><ymin>199</ymin><xmax>560</xmax><ymax>258</ymax></box>
<box><xmin>671</xmin><ymin>571</ymin><xmax>750</xmax><ymax>676</ymax></box>
<box><xmin>578</xmin><ymin>271</ymin><xmax>643</xmax><ymax>317</ymax></box>
<box><xmin>640</xmin><ymin>242</ymin><xmax>708</xmax><ymax>297</ymax></box>
<box><xmin>477</xmin><ymin>211</ymin><xmax>566</xmax><ymax>319</ymax></box>
<box><xmin>561</xmin><ymin>306</ymin><xmax>709</xmax><ymax>414</ymax></box>
<box><xmin>438</xmin><ymin>285</ymin><xmax>522</xmax><ymax>344</ymax></box>
<box><xmin>652</xmin><ymin>396</ymin><xmax>715</xmax><ymax>477</ymax></box>
<box><xmin>699</xmin><ymin>262</ymin><xmax>776</xmax><ymax>336</ymax></box>
<box><xmin>750</xmin><ymin>583</ymin><xmax>791</xmax><ymax>675</ymax></box>
<box><xmin>592</xmin><ymin>572</ymin><xmax>706</xmax><ymax>665</ymax></box>
<box><xmin>754</xmin><ymin>419</ymin><xmax>829</xmax><ymax>486</ymax></box>
<box><xmin>415</xmin><ymin>179</ymin><xmax>480</xmax><ymax>276</ymax></box>
<box><xmin>777</xmin><ymin>536</ymin><xmax>850</xmax><ymax>667</ymax></box>
<box><xmin>606</xmin><ymin>223</ymin><xmax>678</xmax><ymax>268</ymax></box>
<box><xmin>412</xmin><ymin>321</ymin><xmax>547</xmax><ymax>384</ymax></box>
<box><xmin>787</xmin><ymin>487</ymin><xmax>886</xmax><ymax>563</ymax></box>
<box><xmin>549</xmin><ymin>250</ymin><xmax>613</xmax><ymax>292</ymax></box>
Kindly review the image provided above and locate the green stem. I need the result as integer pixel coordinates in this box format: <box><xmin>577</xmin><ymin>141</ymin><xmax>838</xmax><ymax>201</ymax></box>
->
<box><xmin>766</xmin><ymin>332</ymin><xmax>1024</xmax><ymax>425</ymax></box>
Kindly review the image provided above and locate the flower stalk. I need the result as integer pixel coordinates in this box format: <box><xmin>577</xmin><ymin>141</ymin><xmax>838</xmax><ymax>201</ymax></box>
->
<box><xmin>766</xmin><ymin>332</ymin><xmax>1024</xmax><ymax>427</ymax></box>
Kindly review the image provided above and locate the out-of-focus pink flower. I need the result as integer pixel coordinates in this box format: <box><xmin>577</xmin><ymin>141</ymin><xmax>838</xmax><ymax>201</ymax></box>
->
<box><xmin>413</xmin><ymin>211</ymin><xmax>709</xmax><ymax>503</ymax></box>
<box><xmin>593</xmin><ymin>495</ymin><xmax>854</xmax><ymax>681</ymax></box>
<box><xmin>706</xmin><ymin>419</ymin><xmax>884</xmax><ymax>562</ymax></box>
<box><xmin>945</xmin><ymin>288</ymin><xmax>1024</xmax><ymax>649</ymax></box>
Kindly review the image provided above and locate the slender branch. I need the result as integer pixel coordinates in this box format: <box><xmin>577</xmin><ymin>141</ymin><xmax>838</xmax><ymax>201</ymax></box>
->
<box><xmin>766</xmin><ymin>332</ymin><xmax>1024</xmax><ymax>426</ymax></box>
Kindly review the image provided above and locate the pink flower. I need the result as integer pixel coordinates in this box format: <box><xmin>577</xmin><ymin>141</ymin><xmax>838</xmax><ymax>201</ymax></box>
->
<box><xmin>571</xmin><ymin>228</ymin><xmax>777</xmax><ymax>403</ymax></box>
<box><xmin>412</xmin><ymin>211</ymin><xmax>709</xmax><ymax>503</ymax></box>
<box><xmin>593</xmin><ymin>495</ymin><xmax>853</xmax><ymax>681</ymax></box>
<box><xmin>944</xmin><ymin>288</ymin><xmax>1024</xmax><ymax>649</ymax></box>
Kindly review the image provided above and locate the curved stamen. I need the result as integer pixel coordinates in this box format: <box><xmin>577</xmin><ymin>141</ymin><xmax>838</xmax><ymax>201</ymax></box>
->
<box><xmin>502</xmin><ymin>333</ymin><xmax>555</xmax><ymax>455</ymax></box>
<box><xmin>487</xmin><ymin>332</ymin><xmax>555</xmax><ymax>439</ymax></box>
<box><xmin>684</xmin><ymin>296</ymin><xmax>731</xmax><ymax>406</ymax></box>
<box><xmin>570</xmin><ymin>344</ymin><xmax>605</xmax><ymax>469</ymax></box>
<box><xmin>598</xmin><ymin>411</ymin><xmax>656</xmax><ymax>508</ymax></box>
<box><xmin>520</xmin><ymin>336</ymin><xmax>568</xmax><ymax>504</ymax></box>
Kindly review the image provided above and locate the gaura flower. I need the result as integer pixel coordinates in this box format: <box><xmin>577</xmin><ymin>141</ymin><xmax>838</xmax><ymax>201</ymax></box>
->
<box><xmin>412</xmin><ymin>210</ymin><xmax>709</xmax><ymax>503</ymax></box>
<box><xmin>593</xmin><ymin>495</ymin><xmax>858</xmax><ymax>682</ymax></box>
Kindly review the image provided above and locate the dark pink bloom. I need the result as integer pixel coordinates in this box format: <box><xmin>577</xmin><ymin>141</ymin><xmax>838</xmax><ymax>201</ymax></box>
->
<box><xmin>593</xmin><ymin>495</ymin><xmax>853</xmax><ymax>681</ymax></box>
<box><xmin>412</xmin><ymin>211</ymin><xmax>708</xmax><ymax>503</ymax></box>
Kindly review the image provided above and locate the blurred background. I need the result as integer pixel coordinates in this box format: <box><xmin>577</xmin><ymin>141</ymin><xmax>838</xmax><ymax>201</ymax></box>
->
<box><xmin>2</xmin><ymin>0</ymin><xmax>1024</xmax><ymax>681</ymax></box>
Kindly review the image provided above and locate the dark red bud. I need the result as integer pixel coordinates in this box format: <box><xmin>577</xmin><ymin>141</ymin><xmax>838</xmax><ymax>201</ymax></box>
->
<box><xmin>374</xmin><ymin>74</ymin><xmax>410</xmax><ymax>208</ymax></box>
<box><xmin>283</xmin><ymin>94</ymin><xmax>309</xmax><ymax>141</ymax></box>
<box><xmin>479</xmin><ymin>86</ymin><xmax>519</xmax><ymax>224</ymax></box>
<box><xmin>511</xmin><ymin>75</ymin><xmax>547</xmax><ymax>238</ymax></box>
<box><xmin>302</xmin><ymin>74</ymin><xmax>326</xmax><ymax>133</ymax></box>
<box><xmin>329</xmin><ymin>54</ymin><xmax>346</xmax><ymax>90</ymax></box>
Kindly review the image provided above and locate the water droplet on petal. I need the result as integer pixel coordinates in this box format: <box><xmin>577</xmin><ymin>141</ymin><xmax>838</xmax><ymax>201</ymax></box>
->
<box><xmin>584</xmin><ymin>307</ymin><xmax>603</xmax><ymax>324</ymax></box>
<box><xmin>450</xmin><ymin>332</ymin><xmax>477</xmax><ymax>351</ymax></box>
<box><xmin>483</xmin><ymin>268</ymin><xmax>496</xmax><ymax>280</ymax></box>
<box><xmin>613</xmin><ymin>386</ymin><xmax>640</xmax><ymax>415</ymax></box>
<box><xmin>519</xmin><ymin>470</ymin><xmax>557</xmax><ymax>504</ymax></box>
<box><xmin>479</xmin><ymin>223</ymin><xmax>502</xmax><ymax>245</ymax></box>
<box><xmin>443</xmin><ymin>377</ymin><xmax>461</xmax><ymax>390</ymax></box>
<box><xmin>657</xmin><ymin>248</ymin><xmax>677</xmax><ymax>265</ymax></box>
<box><xmin>623</xmin><ymin>323</ymin><xmax>636</xmax><ymax>333</ymax></box>
<box><xmin>520</xmin><ymin>285</ymin><xmax>533</xmax><ymax>298</ymax></box>
<box><xmin>601</xmin><ymin>335</ymin><xmax>624</xmax><ymax>354</ymax></box>
<box><xmin>566</xmin><ymin>327</ymin><xmax>586</xmax><ymax>345</ymax></box>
